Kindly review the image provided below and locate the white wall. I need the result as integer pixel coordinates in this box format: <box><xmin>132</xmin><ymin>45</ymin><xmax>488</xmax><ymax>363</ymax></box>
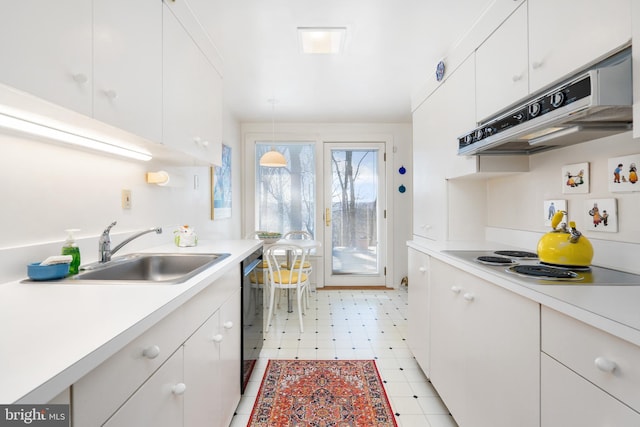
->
<box><xmin>0</xmin><ymin>109</ymin><xmax>242</xmax><ymax>283</ymax></box>
<box><xmin>241</xmin><ymin>122</ymin><xmax>413</xmax><ymax>288</ymax></box>
<box><xmin>485</xmin><ymin>130</ymin><xmax>640</xmax><ymax>272</ymax></box>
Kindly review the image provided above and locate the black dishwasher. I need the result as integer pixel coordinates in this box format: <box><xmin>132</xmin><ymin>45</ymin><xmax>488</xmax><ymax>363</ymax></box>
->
<box><xmin>240</xmin><ymin>247</ymin><xmax>263</xmax><ymax>393</ymax></box>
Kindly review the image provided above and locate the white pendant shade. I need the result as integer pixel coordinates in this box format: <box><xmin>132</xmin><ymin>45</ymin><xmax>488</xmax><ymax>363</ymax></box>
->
<box><xmin>260</xmin><ymin>149</ymin><xmax>287</xmax><ymax>167</ymax></box>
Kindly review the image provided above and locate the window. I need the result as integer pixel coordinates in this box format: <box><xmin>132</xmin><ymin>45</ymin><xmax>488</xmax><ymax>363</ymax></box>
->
<box><xmin>255</xmin><ymin>143</ymin><xmax>315</xmax><ymax>237</ymax></box>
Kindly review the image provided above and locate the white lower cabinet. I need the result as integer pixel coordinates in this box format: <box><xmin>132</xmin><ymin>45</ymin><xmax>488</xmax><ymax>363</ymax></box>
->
<box><xmin>184</xmin><ymin>289</ymin><xmax>241</xmax><ymax>427</ymax></box>
<box><xmin>103</xmin><ymin>348</ymin><xmax>185</xmax><ymax>427</ymax></box>
<box><xmin>407</xmin><ymin>248</ymin><xmax>430</xmax><ymax>377</ymax></box>
<box><xmin>429</xmin><ymin>258</ymin><xmax>539</xmax><ymax>427</ymax></box>
<box><xmin>541</xmin><ymin>353</ymin><xmax>640</xmax><ymax>426</ymax></box>
<box><xmin>541</xmin><ymin>306</ymin><xmax>640</xmax><ymax>425</ymax></box>
<box><xmin>72</xmin><ymin>267</ymin><xmax>241</xmax><ymax>427</ymax></box>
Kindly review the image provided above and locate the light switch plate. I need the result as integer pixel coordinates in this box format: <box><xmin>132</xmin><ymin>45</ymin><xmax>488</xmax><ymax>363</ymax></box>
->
<box><xmin>121</xmin><ymin>189</ymin><xmax>132</xmax><ymax>209</ymax></box>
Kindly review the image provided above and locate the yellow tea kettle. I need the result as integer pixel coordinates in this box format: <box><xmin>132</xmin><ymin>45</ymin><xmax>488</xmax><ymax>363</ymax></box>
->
<box><xmin>537</xmin><ymin>211</ymin><xmax>594</xmax><ymax>267</ymax></box>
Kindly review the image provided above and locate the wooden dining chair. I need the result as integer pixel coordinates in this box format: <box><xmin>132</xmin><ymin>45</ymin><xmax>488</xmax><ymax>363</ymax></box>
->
<box><xmin>264</xmin><ymin>243</ymin><xmax>310</xmax><ymax>333</ymax></box>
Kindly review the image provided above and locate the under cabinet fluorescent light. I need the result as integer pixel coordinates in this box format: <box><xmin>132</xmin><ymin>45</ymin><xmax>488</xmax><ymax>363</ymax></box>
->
<box><xmin>298</xmin><ymin>27</ymin><xmax>346</xmax><ymax>54</ymax></box>
<box><xmin>0</xmin><ymin>112</ymin><xmax>152</xmax><ymax>161</ymax></box>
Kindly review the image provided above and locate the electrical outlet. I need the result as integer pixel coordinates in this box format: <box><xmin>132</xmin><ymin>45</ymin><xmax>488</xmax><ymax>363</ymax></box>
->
<box><xmin>121</xmin><ymin>189</ymin><xmax>132</xmax><ymax>209</ymax></box>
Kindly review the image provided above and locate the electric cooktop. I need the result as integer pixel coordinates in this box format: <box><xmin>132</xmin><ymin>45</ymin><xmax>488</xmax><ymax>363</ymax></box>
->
<box><xmin>442</xmin><ymin>250</ymin><xmax>640</xmax><ymax>286</ymax></box>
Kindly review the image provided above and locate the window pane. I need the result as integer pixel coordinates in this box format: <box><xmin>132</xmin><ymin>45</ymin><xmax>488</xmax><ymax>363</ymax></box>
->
<box><xmin>255</xmin><ymin>143</ymin><xmax>315</xmax><ymax>237</ymax></box>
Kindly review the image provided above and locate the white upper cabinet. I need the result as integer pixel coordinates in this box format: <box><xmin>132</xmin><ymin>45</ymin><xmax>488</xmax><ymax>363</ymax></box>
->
<box><xmin>0</xmin><ymin>0</ymin><xmax>92</xmax><ymax>115</ymax></box>
<box><xmin>476</xmin><ymin>4</ymin><xmax>528</xmax><ymax>122</ymax></box>
<box><xmin>93</xmin><ymin>0</ymin><xmax>163</xmax><ymax>142</ymax></box>
<box><xmin>163</xmin><ymin>3</ymin><xmax>223</xmax><ymax>165</ymax></box>
<box><xmin>528</xmin><ymin>0</ymin><xmax>632</xmax><ymax>93</ymax></box>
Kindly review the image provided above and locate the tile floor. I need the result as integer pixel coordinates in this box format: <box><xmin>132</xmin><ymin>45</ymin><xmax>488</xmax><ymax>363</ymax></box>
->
<box><xmin>230</xmin><ymin>286</ymin><xmax>458</xmax><ymax>427</ymax></box>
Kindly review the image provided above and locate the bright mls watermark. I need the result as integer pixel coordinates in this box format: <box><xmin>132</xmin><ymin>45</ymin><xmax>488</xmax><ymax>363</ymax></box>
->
<box><xmin>0</xmin><ymin>405</ymin><xmax>69</xmax><ymax>426</ymax></box>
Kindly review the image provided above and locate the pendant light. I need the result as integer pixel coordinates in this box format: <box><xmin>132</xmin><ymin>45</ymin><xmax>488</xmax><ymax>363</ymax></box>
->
<box><xmin>259</xmin><ymin>98</ymin><xmax>287</xmax><ymax>168</ymax></box>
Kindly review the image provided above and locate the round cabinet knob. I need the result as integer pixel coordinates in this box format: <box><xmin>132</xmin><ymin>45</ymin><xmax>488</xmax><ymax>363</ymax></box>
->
<box><xmin>142</xmin><ymin>345</ymin><xmax>161</xmax><ymax>359</ymax></box>
<box><xmin>528</xmin><ymin>102</ymin><xmax>541</xmax><ymax>117</ymax></box>
<box><xmin>172</xmin><ymin>383</ymin><xmax>187</xmax><ymax>395</ymax></box>
<box><xmin>223</xmin><ymin>321</ymin><xmax>234</xmax><ymax>329</ymax></box>
<box><xmin>72</xmin><ymin>73</ymin><xmax>88</xmax><ymax>84</ymax></box>
<box><xmin>531</xmin><ymin>61</ymin><xmax>543</xmax><ymax>70</ymax></box>
<box><xmin>451</xmin><ymin>286</ymin><xmax>461</xmax><ymax>294</ymax></box>
<box><xmin>512</xmin><ymin>74</ymin><xmax>523</xmax><ymax>82</ymax></box>
<box><xmin>418</xmin><ymin>267</ymin><xmax>427</xmax><ymax>273</ymax></box>
<box><xmin>550</xmin><ymin>92</ymin><xmax>565</xmax><ymax>108</ymax></box>
<box><xmin>193</xmin><ymin>137</ymin><xmax>202</xmax><ymax>146</ymax></box>
<box><xmin>594</xmin><ymin>357</ymin><xmax>617</xmax><ymax>373</ymax></box>
<box><xmin>212</xmin><ymin>334</ymin><xmax>224</xmax><ymax>343</ymax></box>
<box><xmin>463</xmin><ymin>292</ymin><xmax>475</xmax><ymax>302</ymax></box>
<box><xmin>201</xmin><ymin>140</ymin><xmax>209</xmax><ymax>147</ymax></box>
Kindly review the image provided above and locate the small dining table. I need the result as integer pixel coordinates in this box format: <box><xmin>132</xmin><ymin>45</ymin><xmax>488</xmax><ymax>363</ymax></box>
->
<box><xmin>265</xmin><ymin>239</ymin><xmax>321</xmax><ymax>313</ymax></box>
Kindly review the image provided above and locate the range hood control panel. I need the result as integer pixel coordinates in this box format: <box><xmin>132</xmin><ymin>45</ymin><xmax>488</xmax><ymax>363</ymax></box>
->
<box><xmin>459</xmin><ymin>76</ymin><xmax>592</xmax><ymax>152</ymax></box>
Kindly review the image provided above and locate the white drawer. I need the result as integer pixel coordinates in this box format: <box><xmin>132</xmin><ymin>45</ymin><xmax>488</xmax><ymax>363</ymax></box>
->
<box><xmin>541</xmin><ymin>306</ymin><xmax>640</xmax><ymax>411</ymax></box>
<box><xmin>183</xmin><ymin>267</ymin><xmax>239</xmax><ymax>335</ymax></box>
<box><xmin>541</xmin><ymin>353</ymin><xmax>640</xmax><ymax>426</ymax></box>
<box><xmin>72</xmin><ymin>306</ymin><xmax>186</xmax><ymax>426</ymax></box>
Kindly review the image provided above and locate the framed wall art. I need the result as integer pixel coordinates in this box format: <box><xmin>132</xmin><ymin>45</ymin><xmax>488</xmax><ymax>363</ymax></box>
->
<box><xmin>608</xmin><ymin>153</ymin><xmax>640</xmax><ymax>192</ymax></box>
<box><xmin>543</xmin><ymin>199</ymin><xmax>567</xmax><ymax>227</ymax></box>
<box><xmin>211</xmin><ymin>144</ymin><xmax>232</xmax><ymax>220</ymax></box>
<box><xmin>584</xmin><ymin>198</ymin><xmax>617</xmax><ymax>233</ymax></box>
<box><xmin>561</xmin><ymin>162</ymin><xmax>589</xmax><ymax>194</ymax></box>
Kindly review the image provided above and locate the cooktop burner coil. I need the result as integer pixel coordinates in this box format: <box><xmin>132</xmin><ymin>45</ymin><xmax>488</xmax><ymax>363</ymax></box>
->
<box><xmin>539</xmin><ymin>261</ymin><xmax>591</xmax><ymax>272</ymax></box>
<box><xmin>476</xmin><ymin>256</ymin><xmax>516</xmax><ymax>266</ymax></box>
<box><xmin>507</xmin><ymin>265</ymin><xmax>583</xmax><ymax>281</ymax></box>
<box><xmin>494</xmin><ymin>250</ymin><xmax>538</xmax><ymax>259</ymax></box>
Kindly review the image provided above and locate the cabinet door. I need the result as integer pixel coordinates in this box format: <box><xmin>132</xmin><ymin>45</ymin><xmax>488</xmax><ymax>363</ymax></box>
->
<box><xmin>407</xmin><ymin>248</ymin><xmax>430</xmax><ymax>376</ymax></box>
<box><xmin>476</xmin><ymin>4</ymin><xmax>528</xmax><ymax>121</ymax></box>
<box><xmin>462</xmin><ymin>270</ymin><xmax>539</xmax><ymax>427</ymax></box>
<box><xmin>541</xmin><ymin>353</ymin><xmax>640</xmax><ymax>427</ymax></box>
<box><xmin>93</xmin><ymin>0</ymin><xmax>162</xmax><ymax>142</ymax></box>
<box><xmin>163</xmin><ymin>4</ymin><xmax>223</xmax><ymax>164</ymax></box>
<box><xmin>0</xmin><ymin>0</ymin><xmax>92</xmax><ymax>115</ymax></box>
<box><xmin>103</xmin><ymin>348</ymin><xmax>185</xmax><ymax>427</ymax></box>
<box><xmin>412</xmin><ymin>81</ymin><xmax>452</xmax><ymax>240</ymax></box>
<box><xmin>184</xmin><ymin>310</ymin><xmax>221</xmax><ymax>427</ymax></box>
<box><xmin>429</xmin><ymin>259</ymin><xmax>466</xmax><ymax>420</ymax></box>
<box><xmin>218</xmin><ymin>290</ymin><xmax>242</xmax><ymax>426</ymax></box>
<box><xmin>430</xmin><ymin>258</ymin><xmax>540</xmax><ymax>427</ymax></box>
<box><xmin>529</xmin><ymin>0</ymin><xmax>631</xmax><ymax>93</ymax></box>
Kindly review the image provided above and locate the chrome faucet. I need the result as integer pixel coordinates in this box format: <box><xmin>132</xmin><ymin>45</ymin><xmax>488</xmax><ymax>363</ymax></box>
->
<box><xmin>99</xmin><ymin>221</ymin><xmax>163</xmax><ymax>262</ymax></box>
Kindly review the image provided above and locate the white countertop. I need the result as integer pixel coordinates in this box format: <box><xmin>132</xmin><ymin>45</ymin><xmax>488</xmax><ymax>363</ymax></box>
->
<box><xmin>0</xmin><ymin>239</ymin><xmax>261</xmax><ymax>404</ymax></box>
<box><xmin>408</xmin><ymin>239</ymin><xmax>640</xmax><ymax>347</ymax></box>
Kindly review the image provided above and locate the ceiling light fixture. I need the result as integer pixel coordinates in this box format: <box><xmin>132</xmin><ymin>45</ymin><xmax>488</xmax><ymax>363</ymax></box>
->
<box><xmin>259</xmin><ymin>99</ymin><xmax>287</xmax><ymax>168</ymax></box>
<box><xmin>298</xmin><ymin>27</ymin><xmax>346</xmax><ymax>54</ymax></box>
<box><xmin>0</xmin><ymin>111</ymin><xmax>152</xmax><ymax>161</ymax></box>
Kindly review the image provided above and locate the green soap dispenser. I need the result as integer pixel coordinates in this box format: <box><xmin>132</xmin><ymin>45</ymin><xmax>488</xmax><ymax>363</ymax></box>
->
<box><xmin>62</xmin><ymin>229</ymin><xmax>81</xmax><ymax>275</ymax></box>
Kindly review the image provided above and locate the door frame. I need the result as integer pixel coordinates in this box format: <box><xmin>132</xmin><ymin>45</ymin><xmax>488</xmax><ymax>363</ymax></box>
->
<box><xmin>243</xmin><ymin>129</ymin><xmax>396</xmax><ymax>289</ymax></box>
<box><xmin>322</xmin><ymin>140</ymin><xmax>390</xmax><ymax>287</ymax></box>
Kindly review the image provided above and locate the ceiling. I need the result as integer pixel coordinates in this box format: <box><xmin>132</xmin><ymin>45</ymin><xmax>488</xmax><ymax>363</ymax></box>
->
<box><xmin>188</xmin><ymin>0</ymin><xmax>492</xmax><ymax>123</ymax></box>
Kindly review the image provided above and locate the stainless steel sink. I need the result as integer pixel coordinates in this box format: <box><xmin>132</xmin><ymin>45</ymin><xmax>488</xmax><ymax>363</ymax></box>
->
<box><xmin>65</xmin><ymin>253</ymin><xmax>230</xmax><ymax>284</ymax></box>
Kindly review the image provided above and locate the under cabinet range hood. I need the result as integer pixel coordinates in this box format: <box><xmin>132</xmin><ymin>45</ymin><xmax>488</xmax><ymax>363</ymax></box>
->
<box><xmin>459</xmin><ymin>50</ymin><xmax>632</xmax><ymax>155</ymax></box>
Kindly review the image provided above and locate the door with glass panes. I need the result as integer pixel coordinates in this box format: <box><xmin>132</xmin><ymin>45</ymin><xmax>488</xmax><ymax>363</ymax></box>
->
<box><xmin>323</xmin><ymin>142</ymin><xmax>386</xmax><ymax>286</ymax></box>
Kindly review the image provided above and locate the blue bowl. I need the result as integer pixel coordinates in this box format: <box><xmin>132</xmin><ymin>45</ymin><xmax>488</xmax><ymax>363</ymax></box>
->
<box><xmin>27</xmin><ymin>262</ymin><xmax>70</xmax><ymax>281</ymax></box>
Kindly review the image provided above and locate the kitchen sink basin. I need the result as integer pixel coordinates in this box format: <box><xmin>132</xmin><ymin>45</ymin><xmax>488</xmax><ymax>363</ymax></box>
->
<box><xmin>65</xmin><ymin>252</ymin><xmax>230</xmax><ymax>284</ymax></box>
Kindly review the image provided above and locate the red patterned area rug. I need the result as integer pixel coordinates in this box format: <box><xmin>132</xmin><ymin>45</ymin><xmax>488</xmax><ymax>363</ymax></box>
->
<box><xmin>247</xmin><ymin>359</ymin><xmax>398</xmax><ymax>427</ymax></box>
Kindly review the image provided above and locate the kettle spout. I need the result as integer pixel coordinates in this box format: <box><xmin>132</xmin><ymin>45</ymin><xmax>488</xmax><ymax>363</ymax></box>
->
<box><xmin>568</xmin><ymin>221</ymin><xmax>582</xmax><ymax>243</ymax></box>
